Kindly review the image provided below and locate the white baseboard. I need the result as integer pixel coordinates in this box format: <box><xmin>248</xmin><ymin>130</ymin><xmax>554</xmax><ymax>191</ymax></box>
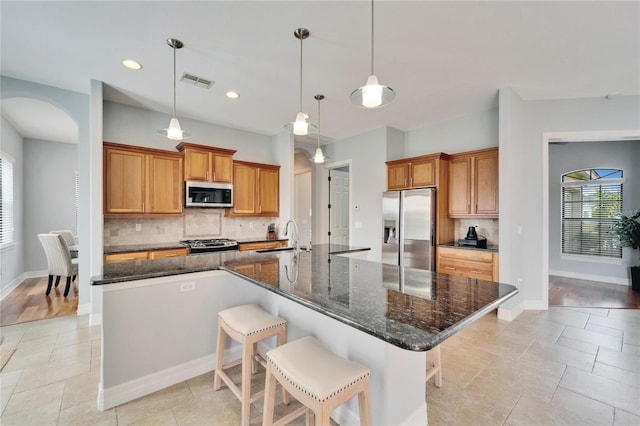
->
<box><xmin>99</xmin><ymin>353</ymin><xmax>215</xmax><ymax>411</ymax></box>
<box><xmin>524</xmin><ymin>300</ymin><xmax>548</xmax><ymax>310</ymax></box>
<box><xmin>1</xmin><ymin>270</ymin><xmax>47</xmax><ymax>301</ymax></box>
<box><xmin>77</xmin><ymin>303</ymin><xmax>91</xmax><ymax>316</ymax></box>
<box><xmin>549</xmin><ymin>269</ymin><xmax>630</xmax><ymax>286</ymax></box>
<box><xmin>497</xmin><ymin>302</ymin><xmax>524</xmax><ymax>321</ymax></box>
<box><xmin>89</xmin><ymin>312</ymin><xmax>102</xmax><ymax>327</ymax></box>
<box><xmin>98</xmin><ymin>346</ymin><xmax>242</xmax><ymax>411</ymax></box>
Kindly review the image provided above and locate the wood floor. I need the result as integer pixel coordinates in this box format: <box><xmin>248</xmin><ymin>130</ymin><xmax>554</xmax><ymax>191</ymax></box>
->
<box><xmin>549</xmin><ymin>275</ymin><xmax>640</xmax><ymax>308</ymax></box>
<box><xmin>0</xmin><ymin>276</ymin><xmax>78</xmax><ymax>326</ymax></box>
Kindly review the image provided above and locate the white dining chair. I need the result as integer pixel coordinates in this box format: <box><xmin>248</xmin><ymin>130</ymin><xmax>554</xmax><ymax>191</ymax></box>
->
<box><xmin>38</xmin><ymin>233</ymin><xmax>79</xmax><ymax>297</ymax></box>
<box><xmin>50</xmin><ymin>230</ymin><xmax>78</xmax><ymax>258</ymax></box>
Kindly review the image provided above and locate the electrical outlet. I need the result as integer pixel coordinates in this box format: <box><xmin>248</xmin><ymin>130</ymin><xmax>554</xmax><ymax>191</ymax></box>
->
<box><xmin>517</xmin><ymin>278</ymin><xmax>524</xmax><ymax>287</ymax></box>
<box><xmin>180</xmin><ymin>282</ymin><xmax>195</xmax><ymax>292</ymax></box>
<box><xmin>135</xmin><ymin>223</ymin><xmax>142</xmax><ymax>232</ymax></box>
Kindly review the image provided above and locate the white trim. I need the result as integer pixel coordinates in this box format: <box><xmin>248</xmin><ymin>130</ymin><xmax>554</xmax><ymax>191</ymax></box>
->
<box><xmin>561</xmin><ymin>177</ymin><xmax>625</xmax><ymax>187</ymax></box>
<box><xmin>497</xmin><ymin>302</ymin><xmax>525</xmax><ymax>321</ymax></box>
<box><xmin>320</xmin><ymin>159</ymin><xmax>353</xmax><ymax>246</ymax></box>
<box><xmin>0</xmin><ymin>270</ymin><xmax>48</xmax><ymax>301</ymax></box>
<box><xmin>98</xmin><ymin>346</ymin><xmax>240</xmax><ymax>411</ymax></box>
<box><xmin>542</xmin><ymin>130</ymin><xmax>640</xmax><ymax>308</ymax></box>
<box><xmin>559</xmin><ymin>254</ymin><xmax>623</xmax><ymax>265</ymax></box>
<box><xmin>77</xmin><ymin>303</ymin><xmax>92</xmax><ymax>316</ymax></box>
<box><xmin>524</xmin><ymin>300</ymin><xmax>548</xmax><ymax>310</ymax></box>
<box><xmin>89</xmin><ymin>313</ymin><xmax>102</xmax><ymax>327</ymax></box>
<box><xmin>549</xmin><ymin>269</ymin><xmax>630</xmax><ymax>286</ymax></box>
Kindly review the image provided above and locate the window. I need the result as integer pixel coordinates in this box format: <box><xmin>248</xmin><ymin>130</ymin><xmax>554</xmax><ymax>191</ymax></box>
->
<box><xmin>75</xmin><ymin>171</ymin><xmax>79</xmax><ymax>235</ymax></box>
<box><xmin>0</xmin><ymin>153</ymin><xmax>15</xmax><ymax>247</ymax></box>
<box><xmin>561</xmin><ymin>168</ymin><xmax>623</xmax><ymax>259</ymax></box>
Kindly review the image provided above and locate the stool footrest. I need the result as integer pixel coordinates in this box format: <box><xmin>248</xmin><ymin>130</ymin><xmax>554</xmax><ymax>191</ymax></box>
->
<box><xmin>273</xmin><ymin>406</ymin><xmax>309</xmax><ymax>426</ymax></box>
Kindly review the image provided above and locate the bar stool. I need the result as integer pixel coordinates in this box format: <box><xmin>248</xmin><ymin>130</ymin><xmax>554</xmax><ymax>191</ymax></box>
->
<box><xmin>262</xmin><ymin>336</ymin><xmax>372</xmax><ymax>426</ymax></box>
<box><xmin>214</xmin><ymin>304</ymin><xmax>288</xmax><ymax>426</ymax></box>
<box><xmin>425</xmin><ymin>344</ymin><xmax>442</xmax><ymax>387</ymax></box>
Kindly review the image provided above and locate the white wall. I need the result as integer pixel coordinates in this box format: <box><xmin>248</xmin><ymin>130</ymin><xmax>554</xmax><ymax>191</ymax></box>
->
<box><xmin>0</xmin><ymin>117</ymin><xmax>24</xmax><ymax>298</ymax></box>
<box><xmin>549</xmin><ymin>141</ymin><xmax>639</xmax><ymax>284</ymax></box>
<box><xmin>103</xmin><ymin>101</ymin><xmax>274</xmax><ymax>163</ymax></box>
<box><xmin>23</xmin><ymin>139</ymin><xmax>78</xmax><ymax>271</ymax></box>
<box><xmin>405</xmin><ymin>107</ymin><xmax>498</xmax><ymax>156</ymax></box>
<box><xmin>323</xmin><ymin>128</ymin><xmax>387</xmax><ymax>260</ymax></box>
<box><xmin>500</xmin><ymin>91</ymin><xmax>640</xmax><ymax>312</ymax></box>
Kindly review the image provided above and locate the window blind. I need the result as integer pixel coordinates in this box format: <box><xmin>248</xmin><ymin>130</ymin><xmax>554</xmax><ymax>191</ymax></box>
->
<box><xmin>0</xmin><ymin>154</ymin><xmax>15</xmax><ymax>246</ymax></box>
<box><xmin>561</xmin><ymin>178</ymin><xmax>623</xmax><ymax>259</ymax></box>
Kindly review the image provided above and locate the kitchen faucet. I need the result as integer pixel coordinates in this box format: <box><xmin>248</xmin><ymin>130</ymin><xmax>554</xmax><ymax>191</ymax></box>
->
<box><xmin>283</xmin><ymin>219</ymin><xmax>299</xmax><ymax>252</ymax></box>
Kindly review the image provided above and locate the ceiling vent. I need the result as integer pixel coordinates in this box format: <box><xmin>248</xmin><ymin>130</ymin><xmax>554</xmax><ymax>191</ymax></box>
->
<box><xmin>180</xmin><ymin>72</ymin><xmax>214</xmax><ymax>89</ymax></box>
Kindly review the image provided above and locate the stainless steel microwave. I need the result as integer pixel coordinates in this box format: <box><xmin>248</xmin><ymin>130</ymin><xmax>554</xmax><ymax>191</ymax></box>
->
<box><xmin>185</xmin><ymin>181</ymin><xmax>233</xmax><ymax>208</ymax></box>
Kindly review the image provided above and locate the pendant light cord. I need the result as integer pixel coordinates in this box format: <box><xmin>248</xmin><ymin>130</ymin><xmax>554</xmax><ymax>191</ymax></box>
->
<box><xmin>172</xmin><ymin>43</ymin><xmax>177</xmax><ymax>118</ymax></box>
<box><xmin>370</xmin><ymin>0</ymin><xmax>375</xmax><ymax>75</ymax></box>
<box><xmin>299</xmin><ymin>34</ymin><xmax>303</xmax><ymax>112</ymax></box>
<box><xmin>317</xmin><ymin>97</ymin><xmax>321</xmax><ymax>148</ymax></box>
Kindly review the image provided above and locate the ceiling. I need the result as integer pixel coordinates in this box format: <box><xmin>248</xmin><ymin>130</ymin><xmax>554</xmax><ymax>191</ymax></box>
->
<box><xmin>1</xmin><ymin>1</ymin><xmax>638</xmax><ymax>144</ymax></box>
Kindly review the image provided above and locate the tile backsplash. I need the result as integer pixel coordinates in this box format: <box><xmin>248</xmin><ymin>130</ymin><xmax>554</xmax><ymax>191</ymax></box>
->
<box><xmin>104</xmin><ymin>209</ymin><xmax>279</xmax><ymax>246</ymax></box>
<box><xmin>455</xmin><ymin>218</ymin><xmax>499</xmax><ymax>245</ymax></box>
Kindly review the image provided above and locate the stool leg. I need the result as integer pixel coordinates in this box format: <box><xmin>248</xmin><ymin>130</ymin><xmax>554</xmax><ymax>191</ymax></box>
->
<box><xmin>358</xmin><ymin>377</ymin><xmax>372</xmax><ymax>426</ymax></box>
<box><xmin>241</xmin><ymin>337</ymin><xmax>253</xmax><ymax>426</ymax></box>
<box><xmin>213</xmin><ymin>322</ymin><xmax>225</xmax><ymax>390</ymax></box>
<box><xmin>305</xmin><ymin>409</ymin><xmax>314</xmax><ymax>426</ymax></box>
<box><xmin>252</xmin><ymin>341</ymin><xmax>258</xmax><ymax>374</ymax></box>
<box><xmin>316</xmin><ymin>405</ymin><xmax>331</xmax><ymax>426</ymax></box>
<box><xmin>434</xmin><ymin>345</ymin><xmax>442</xmax><ymax>387</ymax></box>
<box><xmin>262</xmin><ymin>364</ymin><xmax>277</xmax><ymax>426</ymax></box>
<box><xmin>276</xmin><ymin>327</ymin><xmax>290</xmax><ymax>405</ymax></box>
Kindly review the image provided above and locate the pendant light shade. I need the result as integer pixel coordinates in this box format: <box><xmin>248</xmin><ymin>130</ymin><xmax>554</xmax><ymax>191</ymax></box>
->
<box><xmin>350</xmin><ymin>0</ymin><xmax>395</xmax><ymax>108</ymax></box>
<box><xmin>158</xmin><ymin>38</ymin><xmax>191</xmax><ymax>140</ymax></box>
<box><xmin>285</xmin><ymin>28</ymin><xmax>317</xmax><ymax>135</ymax></box>
<box><xmin>310</xmin><ymin>94</ymin><xmax>328</xmax><ymax>164</ymax></box>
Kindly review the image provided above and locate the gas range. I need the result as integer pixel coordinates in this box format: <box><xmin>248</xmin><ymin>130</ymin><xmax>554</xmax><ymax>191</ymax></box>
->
<box><xmin>180</xmin><ymin>238</ymin><xmax>239</xmax><ymax>254</ymax></box>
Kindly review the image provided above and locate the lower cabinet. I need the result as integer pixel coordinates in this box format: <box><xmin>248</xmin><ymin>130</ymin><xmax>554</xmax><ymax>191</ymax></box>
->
<box><xmin>228</xmin><ymin>259</ymin><xmax>280</xmax><ymax>287</ymax></box>
<box><xmin>104</xmin><ymin>247</ymin><xmax>188</xmax><ymax>264</ymax></box>
<box><xmin>237</xmin><ymin>241</ymin><xmax>287</xmax><ymax>252</ymax></box>
<box><xmin>436</xmin><ymin>246</ymin><xmax>499</xmax><ymax>282</ymax></box>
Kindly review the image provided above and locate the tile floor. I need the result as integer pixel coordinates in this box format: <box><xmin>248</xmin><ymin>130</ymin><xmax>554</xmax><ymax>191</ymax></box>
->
<box><xmin>0</xmin><ymin>307</ymin><xmax>638</xmax><ymax>425</ymax></box>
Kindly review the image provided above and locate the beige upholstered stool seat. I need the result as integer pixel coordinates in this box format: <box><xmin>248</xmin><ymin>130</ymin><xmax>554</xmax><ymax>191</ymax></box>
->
<box><xmin>263</xmin><ymin>336</ymin><xmax>372</xmax><ymax>426</ymax></box>
<box><xmin>214</xmin><ymin>304</ymin><xmax>287</xmax><ymax>426</ymax></box>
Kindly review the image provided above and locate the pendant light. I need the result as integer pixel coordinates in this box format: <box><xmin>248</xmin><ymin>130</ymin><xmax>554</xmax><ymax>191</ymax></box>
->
<box><xmin>310</xmin><ymin>94</ymin><xmax>329</xmax><ymax>164</ymax></box>
<box><xmin>158</xmin><ymin>38</ymin><xmax>191</xmax><ymax>140</ymax></box>
<box><xmin>350</xmin><ymin>0</ymin><xmax>395</xmax><ymax>108</ymax></box>
<box><xmin>284</xmin><ymin>28</ymin><xmax>317</xmax><ymax>136</ymax></box>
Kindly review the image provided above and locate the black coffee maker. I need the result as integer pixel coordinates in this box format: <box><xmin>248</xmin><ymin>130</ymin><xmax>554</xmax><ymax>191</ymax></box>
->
<box><xmin>458</xmin><ymin>226</ymin><xmax>487</xmax><ymax>248</ymax></box>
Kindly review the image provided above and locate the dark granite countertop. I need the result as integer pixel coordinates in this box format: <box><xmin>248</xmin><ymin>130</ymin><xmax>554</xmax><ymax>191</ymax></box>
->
<box><xmin>104</xmin><ymin>242</ymin><xmax>188</xmax><ymax>254</ymax></box>
<box><xmin>438</xmin><ymin>243</ymin><xmax>499</xmax><ymax>252</ymax></box>
<box><xmin>92</xmin><ymin>244</ymin><xmax>516</xmax><ymax>351</ymax></box>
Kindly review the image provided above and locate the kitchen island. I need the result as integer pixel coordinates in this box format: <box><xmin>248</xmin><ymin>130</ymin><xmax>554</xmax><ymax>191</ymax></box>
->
<box><xmin>93</xmin><ymin>245</ymin><xmax>517</xmax><ymax>424</ymax></box>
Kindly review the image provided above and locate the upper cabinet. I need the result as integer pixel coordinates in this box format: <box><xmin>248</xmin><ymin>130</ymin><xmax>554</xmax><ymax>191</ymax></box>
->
<box><xmin>176</xmin><ymin>142</ymin><xmax>236</xmax><ymax>183</ymax></box>
<box><xmin>386</xmin><ymin>155</ymin><xmax>440</xmax><ymax>190</ymax></box>
<box><xmin>226</xmin><ymin>160</ymin><xmax>280</xmax><ymax>217</ymax></box>
<box><xmin>386</xmin><ymin>153</ymin><xmax>454</xmax><ymax>245</ymax></box>
<box><xmin>448</xmin><ymin>147</ymin><xmax>498</xmax><ymax>218</ymax></box>
<box><xmin>104</xmin><ymin>142</ymin><xmax>183</xmax><ymax>218</ymax></box>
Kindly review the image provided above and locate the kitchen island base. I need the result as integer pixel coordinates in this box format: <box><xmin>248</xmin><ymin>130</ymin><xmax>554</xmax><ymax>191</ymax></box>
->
<box><xmin>98</xmin><ymin>270</ymin><xmax>428</xmax><ymax>425</ymax></box>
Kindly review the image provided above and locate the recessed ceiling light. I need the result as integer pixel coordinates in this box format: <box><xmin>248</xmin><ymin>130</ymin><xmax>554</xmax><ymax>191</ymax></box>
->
<box><xmin>225</xmin><ymin>90</ymin><xmax>240</xmax><ymax>99</ymax></box>
<box><xmin>121</xmin><ymin>59</ymin><xmax>143</xmax><ymax>70</ymax></box>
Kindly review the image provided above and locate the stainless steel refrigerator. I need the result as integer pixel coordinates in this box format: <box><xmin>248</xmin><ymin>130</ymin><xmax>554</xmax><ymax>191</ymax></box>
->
<box><xmin>382</xmin><ymin>188</ymin><xmax>436</xmax><ymax>270</ymax></box>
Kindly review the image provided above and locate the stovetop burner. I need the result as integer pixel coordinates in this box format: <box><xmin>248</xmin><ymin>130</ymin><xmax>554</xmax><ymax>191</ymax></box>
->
<box><xmin>180</xmin><ymin>238</ymin><xmax>239</xmax><ymax>253</ymax></box>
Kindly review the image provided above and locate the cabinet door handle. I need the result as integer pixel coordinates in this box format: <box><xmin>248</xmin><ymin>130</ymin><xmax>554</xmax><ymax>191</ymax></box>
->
<box><xmin>444</xmin><ymin>266</ymin><xmax>455</xmax><ymax>270</ymax></box>
<box><xmin>142</xmin><ymin>203</ymin><xmax>145</xmax><ymax>212</ymax></box>
<box><xmin>470</xmin><ymin>270</ymin><xmax>484</xmax><ymax>274</ymax></box>
<box><xmin>410</xmin><ymin>177</ymin><xmax>413</xmax><ymax>187</ymax></box>
<box><xmin>213</xmin><ymin>171</ymin><xmax>216</xmax><ymax>181</ymax></box>
<box><xmin>404</xmin><ymin>178</ymin><xmax>407</xmax><ymax>187</ymax></box>
<box><xmin>165</xmin><ymin>254</ymin><xmax>177</xmax><ymax>257</ymax></box>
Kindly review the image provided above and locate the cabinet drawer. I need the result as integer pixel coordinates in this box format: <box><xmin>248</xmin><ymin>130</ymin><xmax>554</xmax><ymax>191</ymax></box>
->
<box><xmin>148</xmin><ymin>248</ymin><xmax>188</xmax><ymax>259</ymax></box>
<box><xmin>438</xmin><ymin>257</ymin><xmax>493</xmax><ymax>280</ymax></box>
<box><xmin>104</xmin><ymin>251</ymin><xmax>148</xmax><ymax>264</ymax></box>
<box><xmin>238</xmin><ymin>241</ymin><xmax>287</xmax><ymax>252</ymax></box>
<box><xmin>437</xmin><ymin>247</ymin><xmax>498</xmax><ymax>281</ymax></box>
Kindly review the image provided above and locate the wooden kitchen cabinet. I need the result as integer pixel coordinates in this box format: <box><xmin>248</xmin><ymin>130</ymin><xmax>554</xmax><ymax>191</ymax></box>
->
<box><xmin>448</xmin><ymin>147</ymin><xmax>498</xmax><ymax>218</ymax></box>
<box><xmin>176</xmin><ymin>142</ymin><xmax>236</xmax><ymax>183</ymax></box>
<box><xmin>104</xmin><ymin>247</ymin><xmax>188</xmax><ymax>264</ymax></box>
<box><xmin>226</xmin><ymin>161</ymin><xmax>280</xmax><ymax>217</ymax></box>
<box><xmin>436</xmin><ymin>246</ymin><xmax>499</xmax><ymax>281</ymax></box>
<box><xmin>238</xmin><ymin>240</ymin><xmax>287</xmax><ymax>252</ymax></box>
<box><xmin>386</xmin><ymin>154</ymin><xmax>440</xmax><ymax>190</ymax></box>
<box><xmin>104</xmin><ymin>142</ymin><xmax>183</xmax><ymax>218</ymax></box>
<box><xmin>228</xmin><ymin>258</ymin><xmax>280</xmax><ymax>287</ymax></box>
<box><xmin>385</xmin><ymin>153</ymin><xmax>454</xmax><ymax>245</ymax></box>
